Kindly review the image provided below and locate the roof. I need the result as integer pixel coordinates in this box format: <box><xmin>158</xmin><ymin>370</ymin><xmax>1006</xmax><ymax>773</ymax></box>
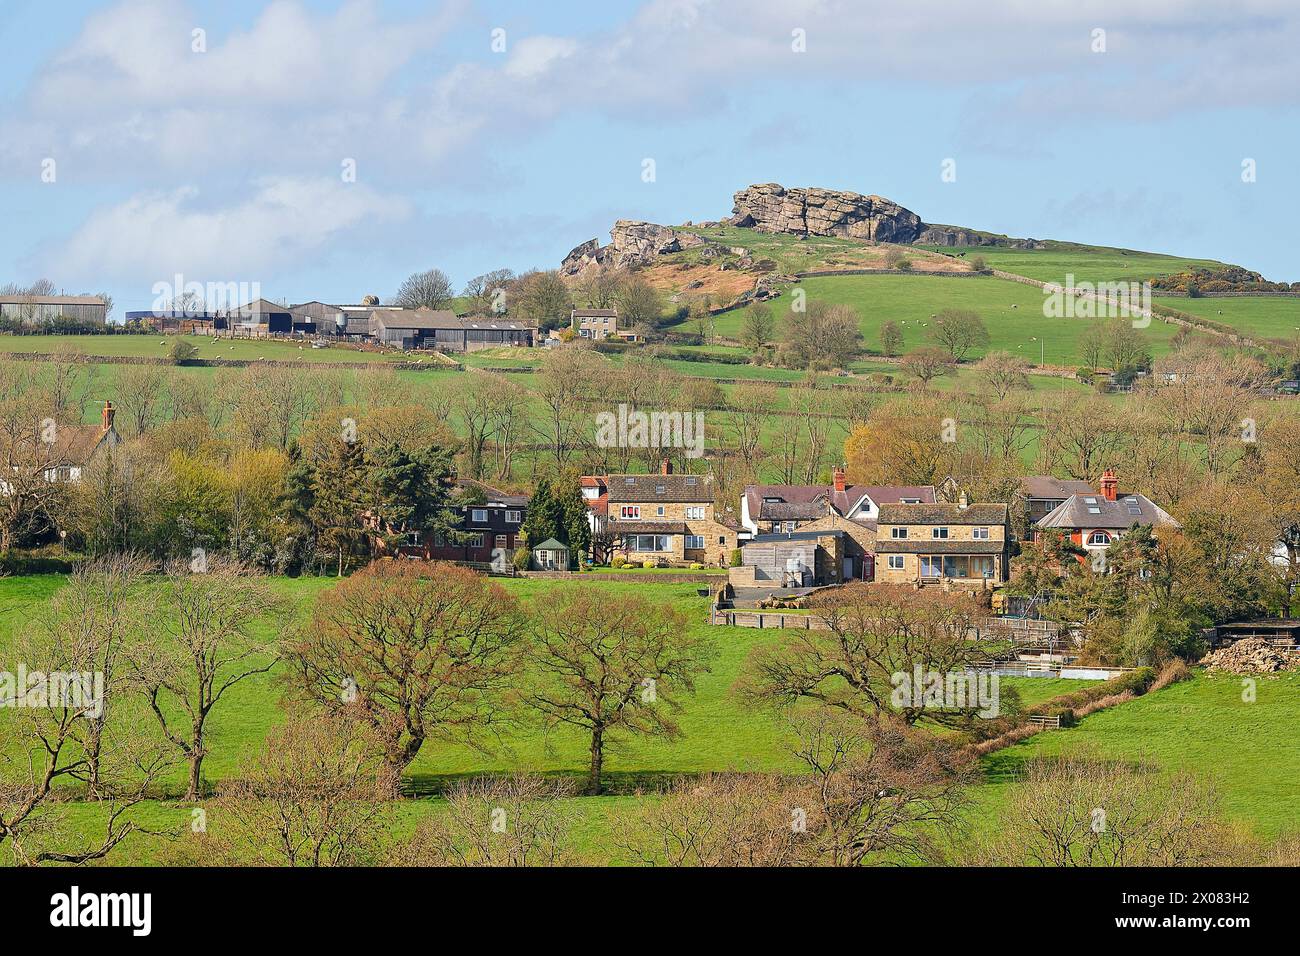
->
<box><xmin>745</xmin><ymin>483</ymin><xmax>935</xmax><ymax>522</ymax></box>
<box><xmin>47</xmin><ymin>423</ymin><xmax>115</xmax><ymax>464</ymax></box>
<box><xmin>573</xmin><ymin>308</ymin><xmax>617</xmax><ymax>318</ymax></box>
<box><xmin>229</xmin><ymin>298</ymin><xmax>291</xmax><ymax>316</ymax></box>
<box><xmin>877</xmin><ymin>502</ymin><xmax>1009</xmax><ymax>526</ymax></box>
<box><xmin>606</xmin><ymin>474</ymin><xmax>712</xmax><ymax>503</ymax></box>
<box><xmin>744</xmin><ymin>529</ymin><xmax>845</xmax><ymax>545</ymax></box>
<box><xmin>1036</xmin><ymin>493</ymin><xmax>1180</xmax><ymax>531</ymax></box>
<box><xmin>533</xmin><ymin>538</ymin><xmax>568</xmax><ymax>551</ymax></box>
<box><xmin>607</xmin><ymin>520</ymin><xmax>689</xmax><ymax>535</ymax></box>
<box><xmin>371</xmin><ymin>308</ymin><xmax>461</xmax><ymax>331</ymax></box>
<box><xmin>1019</xmin><ymin>476</ymin><xmax>1097</xmax><ymax>500</ymax></box>
<box><xmin>455</xmin><ymin>479</ymin><xmax>529</xmax><ymax>509</ymax></box>
<box><xmin>0</xmin><ymin>294</ymin><xmax>106</xmax><ymax>306</ymax></box>
<box><xmin>876</xmin><ymin>539</ymin><xmax>1007</xmax><ymax>555</ymax></box>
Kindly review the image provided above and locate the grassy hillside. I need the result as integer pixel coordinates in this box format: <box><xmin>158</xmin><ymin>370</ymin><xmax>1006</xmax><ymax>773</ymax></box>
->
<box><xmin>914</xmin><ymin>241</ymin><xmax>1232</xmax><ymax>286</ymax></box>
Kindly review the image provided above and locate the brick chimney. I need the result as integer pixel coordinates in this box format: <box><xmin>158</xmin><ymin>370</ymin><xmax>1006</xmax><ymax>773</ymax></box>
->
<box><xmin>832</xmin><ymin>466</ymin><xmax>846</xmax><ymax>494</ymax></box>
<box><xmin>1099</xmin><ymin>468</ymin><xmax>1118</xmax><ymax>502</ymax></box>
<box><xmin>101</xmin><ymin>400</ymin><xmax>115</xmax><ymax>432</ymax></box>
<box><xmin>660</xmin><ymin>458</ymin><xmax>673</xmax><ymax>476</ymax></box>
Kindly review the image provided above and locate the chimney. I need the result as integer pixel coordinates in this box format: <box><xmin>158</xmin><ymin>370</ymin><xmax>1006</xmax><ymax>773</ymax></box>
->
<box><xmin>832</xmin><ymin>466</ymin><xmax>846</xmax><ymax>494</ymax></box>
<box><xmin>1099</xmin><ymin>468</ymin><xmax>1118</xmax><ymax>502</ymax></box>
<box><xmin>101</xmin><ymin>400</ymin><xmax>115</xmax><ymax>432</ymax></box>
<box><xmin>661</xmin><ymin>458</ymin><xmax>673</xmax><ymax>476</ymax></box>
<box><xmin>958</xmin><ymin>490</ymin><xmax>969</xmax><ymax>510</ymax></box>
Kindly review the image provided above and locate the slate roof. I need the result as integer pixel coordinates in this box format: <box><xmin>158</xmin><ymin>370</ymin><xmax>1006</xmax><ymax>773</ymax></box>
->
<box><xmin>606</xmin><ymin>474</ymin><xmax>713</xmax><ymax>503</ymax></box>
<box><xmin>744</xmin><ymin>529</ymin><xmax>845</xmax><ymax>545</ymax></box>
<box><xmin>745</xmin><ymin>483</ymin><xmax>935</xmax><ymax>522</ymax></box>
<box><xmin>877</xmin><ymin>502</ymin><xmax>1009</xmax><ymax>526</ymax></box>
<box><xmin>1036</xmin><ymin>493</ymin><xmax>1179</xmax><ymax>531</ymax></box>
<box><xmin>455</xmin><ymin>479</ymin><xmax>529</xmax><ymax>509</ymax></box>
<box><xmin>1018</xmin><ymin>476</ymin><xmax>1097</xmax><ymax>500</ymax></box>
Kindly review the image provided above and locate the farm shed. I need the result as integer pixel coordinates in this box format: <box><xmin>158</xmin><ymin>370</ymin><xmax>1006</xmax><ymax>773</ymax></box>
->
<box><xmin>740</xmin><ymin>530</ymin><xmax>844</xmax><ymax>586</ymax></box>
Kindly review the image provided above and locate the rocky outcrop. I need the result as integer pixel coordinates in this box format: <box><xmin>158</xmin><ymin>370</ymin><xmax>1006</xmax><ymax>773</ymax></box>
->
<box><xmin>560</xmin><ymin>221</ymin><xmax>709</xmax><ymax>275</ymax></box>
<box><xmin>728</xmin><ymin>183</ymin><xmax>924</xmax><ymax>243</ymax></box>
<box><xmin>917</xmin><ymin>224</ymin><xmax>1046</xmax><ymax>250</ymax></box>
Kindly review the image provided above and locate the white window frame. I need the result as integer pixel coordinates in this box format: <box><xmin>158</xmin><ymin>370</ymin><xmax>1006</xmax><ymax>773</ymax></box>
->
<box><xmin>504</xmin><ymin>510</ymin><xmax>521</xmax><ymax>523</ymax></box>
<box><xmin>932</xmin><ymin>527</ymin><xmax>949</xmax><ymax>539</ymax></box>
<box><xmin>887</xmin><ymin>555</ymin><xmax>905</xmax><ymax>570</ymax></box>
<box><xmin>470</xmin><ymin>508</ymin><xmax>488</xmax><ymax>523</ymax></box>
<box><xmin>891</xmin><ymin>527</ymin><xmax>908</xmax><ymax>539</ymax></box>
<box><xmin>973</xmin><ymin>527</ymin><xmax>989</xmax><ymax>540</ymax></box>
<box><xmin>684</xmin><ymin>535</ymin><xmax>705</xmax><ymax>550</ymax></box>
<box><xmin>1087</xmin><ymin>531</ymin><xmax>1112</xmax><ymax>546</ymax></box>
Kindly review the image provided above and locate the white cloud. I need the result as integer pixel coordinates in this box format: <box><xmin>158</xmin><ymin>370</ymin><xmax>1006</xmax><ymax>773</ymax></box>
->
<box><xmin>36</xmin><ymin>177</ymin><xmax>411</xmax><ymax>282</ymax></box>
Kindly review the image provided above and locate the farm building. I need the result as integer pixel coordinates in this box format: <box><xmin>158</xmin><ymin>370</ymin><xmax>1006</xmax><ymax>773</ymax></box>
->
<box><xmin>370</xmin><ymin>309</ymin><xmax>535</xmax><ymax>351</ymax></box>
<box><xmin>0</xmin><ymin>294</ymin><xmax>108</xmax><ymax>325</ymax></box>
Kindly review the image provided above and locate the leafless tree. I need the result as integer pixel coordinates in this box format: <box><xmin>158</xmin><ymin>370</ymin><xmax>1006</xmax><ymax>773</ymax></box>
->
<box><xmin>394</xmin><ymin>268</ymin><xmax>454</xmax><ymax>310</ymax></box>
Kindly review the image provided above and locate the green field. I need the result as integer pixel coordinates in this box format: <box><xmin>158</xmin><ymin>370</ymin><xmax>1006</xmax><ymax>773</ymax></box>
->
<box><xmin>1155</xmin><ymin>295</ymin><xmax>1300</xmax><ymax>344</ymax></box>
<box><xmin>3</xmin><ymin>572</ymin><xmax>1296</xmax><ymax>865</ymax></box>
<box><xmin>718</xmin><ymin>273</ymin><xmax>1181</xmax><ymax>365</ymax></box>
<box><xmin>914</xmin><ymin>242</ymin><xmax>1231</xmax><ymax>286</ymax></box>
<box><xmin>0</xmin><ymin>333</ymin><xmax>405</xmax><ymax>363</ymax></box>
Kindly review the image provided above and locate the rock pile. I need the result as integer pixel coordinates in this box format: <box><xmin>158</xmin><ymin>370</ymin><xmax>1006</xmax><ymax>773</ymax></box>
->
<box><xmin>1199</xmin><ymin>638</ymin><xmax>1300</xmax><ymax>674</ymax></box>
<box><xmin>560</xmin><ymin>221</ymin><xmax>711</xmax><ymax>275</ymax></box>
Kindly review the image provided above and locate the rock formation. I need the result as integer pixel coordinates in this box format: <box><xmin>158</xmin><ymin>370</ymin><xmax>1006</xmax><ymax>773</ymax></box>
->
<box><xmin>727</xmin><ymin>183</ymin><xmax>923</xmax><ymax>243</ymax></box>
<box><xmin>560</xmin><ymin>221</ymin><xmax>709</xmax><ymax>275</ymax></box>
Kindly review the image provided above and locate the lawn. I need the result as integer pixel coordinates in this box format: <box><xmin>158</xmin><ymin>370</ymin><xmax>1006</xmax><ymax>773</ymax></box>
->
<box><xmin>913</xmin><ymin>242</ymin><xmax>1232</xmax><ymax>286</ymax></box>
<box><xmin>0</xmin><ymin>333</ymin><xmax>404</xmax><ymax>363</ymax></box>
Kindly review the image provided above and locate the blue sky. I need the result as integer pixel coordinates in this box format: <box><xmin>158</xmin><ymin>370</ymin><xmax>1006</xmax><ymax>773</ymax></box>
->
<box><xmin>1</xmin><ymin>0</ymin><xmax>1296</xmax><ymax>316</ymax></box>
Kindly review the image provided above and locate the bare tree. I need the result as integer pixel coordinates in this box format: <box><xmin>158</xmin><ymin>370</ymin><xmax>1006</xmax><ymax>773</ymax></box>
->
<box><xmin>394</xmin><ymin>268</ymin><xmax>454</xmax><ymax>311</ymax></box>
<box><xmin>209</xmin><ymin>709</ymin><xmax>389</xmax><ymax>866</ymax></box>
<box><xmin>133</xmin><ymin>561</ymin><xmax>284</xmax><ymax>800</ymax></box>
<box><xmin>524</xmin><ymin>586</ymin><xmax>714</xmax><ymax>795</ymax></box>
<box><xmin>929</xmin><ymin>309</ymin><xmax>990</xmax><ymax>362</ymax></box>
<box><xmin>900</xmin><ymin>346</ymin><xmax>956</xmax><ymax>387</ymax></box>
<box><xmin>976</xmin><ymin>351</ymin><xmax>1031</xmax><ymax>400</ymax></box>
<box><xmin>393</xmin><ymin>775</ymin><xmax>576</xmax><ymax>866</ymax></box>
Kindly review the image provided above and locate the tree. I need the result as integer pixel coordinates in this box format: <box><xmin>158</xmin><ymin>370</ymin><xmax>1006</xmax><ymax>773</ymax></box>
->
<box><xmin>1078</xmin><ymin>321</ymin><xmax>1107</xmax><ymax>372</ymax></box>
<box><xmin>879</xmin><ymin>320</ymin><xmax>904</xmax><ymax>358</ymax></box>
<box><xmin>133</xmin><ymin>561</ymin><xmax>284</xmax><ymax>800</ymax></box>
<box><xmin>523</xmin><ymin>587</ymin><xmax>714</xmax><ymax>794</ymax></box>
<box><xmin>778</xmin><ymin>302</ymin><xmax>863</xmax><ymax>370</ymax></box>
<box><xmin>461</xmin><ymin>269</ymin><xmax>515</xmax><ymax>314</ymax></box>
<box><xmin>976</xmin><ymin>351</ymin><xmax>1031</xmax><ymax>400</ymax></box>
<box><xmin>209</xmin><ymin>710</ymin><xmax>388</xmax><ymax>866</ymax></box>
<box><xmin>970</xmin><ymin>752</ymin><xmax>1243</xmax><ymax>866</ymax></box>
<box><xmin>899</xmin><ymin>346</ymin><xmax>955</xmax><ymax>387</ymax></box>
<box><xmin>930</xmin><ymin>309</ymin><xmax>990</xmax><ymax>362</ymax></box>
<box><xmin>513</xmin><ymin>270</ymin><xmax>572</xmax><ymax>332</ymax></box>
<box><xmin>170</xmin><ymin>339</ymin><xmax>198</xmax><ymax>365</ymax></box>
<box><xmin>742</xmin><ymin>302</ymin><xmax>775</xmax><ymax>351</ymax></box>
<box><xmin>573</xmin><ymin>267</ymin><xmax>624</xmax><ymax>311</ymax></box>
<box><xmin>394</xmin><ymin>775</ymin><xmax>576</xmax><ymax>866</ymax></box>
<box><xmin>394</xmin><ymin>268</ymin><xmax>454</xmax><ymax>310</ymax></box>
<box><xmin>739</xmin><ymin>584</ymin><xmax>1015</xmax><ymax>728</ymax></box>
<box><xmin>615</xmin><ymin>277</ymin><xmax>663</xmax><ymax>332</ymax></box>
<box><xmin>285</xmin><ymin>560</ymin><xmax>525</xmax><ymax>788</ymax></box>
<box><xmin>843</xmin><ymin>395</ymin><xmax>955</xmax><ymax>485</ymax></box>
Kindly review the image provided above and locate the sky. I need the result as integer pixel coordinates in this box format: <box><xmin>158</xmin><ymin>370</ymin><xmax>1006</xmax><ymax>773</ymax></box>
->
<box><xmin>0</xmin><ymin>0</ymin><xmax>1296</xmax><ymax>317</ymax></box>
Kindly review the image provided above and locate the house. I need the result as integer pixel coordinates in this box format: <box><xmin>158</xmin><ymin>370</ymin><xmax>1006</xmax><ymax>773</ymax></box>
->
<box><xmin>602</xmin><ymin>461</ymin><xmax>738</xmax><ymax>566</ymax></box>
<box><xmin>402</xmin><ymin>479</ymin><xmax>528</xmax><ymax>564</ymax></box>
<box><xmin>370</xmin><ymin>309</ymin><xmax>535</xmax><ymax>351</ymax></box>
<box><xmin>736</xmin><ymin>529</ymin><xmax>845</xmax><ymax>587</ymax></box>
<box><xmin>572</xmin><ymin>308</ymin><xmax>642</xmax><ymax>343</ymax></box>
<box><xmin>1033</xmin><ymin>469</ymin><xmax>1179</xmax><ymax>565</ymax></box>
<box><xmin>0</xmin><ymin>294</ymin><xmax>108</xmax><ymax>326</ymax></box>
<box><xmin>1017</xmin><ymin>476</ymin><xmax>1097</xmax><ymax>528</ymax></box>
<box><xmin>874</xmin><ymin>494</ymin><xmax>1010</xmax><ymax>588</ymax></box>
<box><xmin>1</xmin><ymin>401</ymin><xmax>121</xmax><ymax>493</ymax></box>
<box><xmin>740</xmin><ymin>470</ymin><xmax>935</xmax><ymax>581</ymax></box>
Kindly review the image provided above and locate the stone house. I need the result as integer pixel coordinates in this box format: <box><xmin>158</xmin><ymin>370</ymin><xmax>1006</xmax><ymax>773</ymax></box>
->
<box><xmin>874</xmin><ymin>494</ymin><xmax>1010</xmax><ymax>588</ymax></box>
<box><xmin>603</xmin><ymin>461</ymin><xmax>738</xmax><ymax>566</ymax></box>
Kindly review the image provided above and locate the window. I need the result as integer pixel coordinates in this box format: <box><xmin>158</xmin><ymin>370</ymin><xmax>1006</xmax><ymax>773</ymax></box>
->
<box><xmin>655</xmin><ymin>484</ymin><xmax>665</xmax><ymax>494</ymax></box>
<box><xmin>685</xmin><ymin>506</ymin><xmax>705</xmax><ymax>520</ymax></box>
<box><xmin>932</xmin><ymin>527</ymin><xmax>949</xmax><ymax>539</ymax></box>
<box><xmin>467</xmin><ymin>533</ymin><xmax>486</xmax><ymax>547</ymax></box>
<box><xmin>920</xmin><ymin>556</ymin><xmax>941</xmax><ymax>578</ymax></box>
<box><xmin>973</xmin><ymin>527</ymin><xmax>989</xmax><ymax>539</ymax></box>
<box><xmin>685</xmin><ymin>476</ymin><xmax>697</xmax><ymax>486</ymax></box>
<box><xmin>901</xmin><ymin>498</ymin><xmax>921</xmax><ymax>505</ymax></box>
<box><xmin>632</xmin><ymin>534</ymin><xmax>670</xmax><ymax>552</ymax></box>
<box><xmin>495</xmin><ymin>534</ymin><xmax>508</xmax><ymax>548</ymax></box>
<box><xmin>656</xmin><ymin>505</ymin><xmax>665</xmax><ymax>516</ymax></box>
<box><xmin>784</xmin><ymin>521</ymin><xmax>797</xmax><ymax>533</ymax></box>
<box><xmin>685</xmin><ymin>535</ymin><xmax>705</xmax><ymax>550</ymax></box>
<box><xmin>718</xmin><ymin>536</ymin><xmax>726</xmax><ymax>545</ymax></box>
<box><xmin>891</xmin><ymin>527</ymin><xmax>908</xmax><ymax>539</ymax></box>
<box><xmin>504</xmin><ymin>510</ymin><xmax>521</xmax><ymax>523</ymax></box>
<box><xmin>887</xmin><ymin>555</ymin><xmax>905</xmax><ymax>570</ymax></box>
<box><xmin>620</xmin><ymin>505</ymin><xmax>641</xmax><ymax>520</ymax></box>
<box><xmin>1087</xmin><ymin>531</ymin><xmax>1112</xmax><ymax>546</ymax></box>
<box><xmin>470</xmin><ymin>509</ymin><xmax>488</xmax><ymax>523</ymax></box>
<box><xmin>405</xmin><ymin>531</ymin><xmax>421</xmax><ymax>546</ymax></box>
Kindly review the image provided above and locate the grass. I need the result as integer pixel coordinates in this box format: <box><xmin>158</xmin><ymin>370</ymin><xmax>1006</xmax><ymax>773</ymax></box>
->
<box><xmin>3</xmin><ymin>573</ymin><xmax>1297</xmax><ymax>862</ymax></box>
<box><xmin>914</xmin><ymin>242</ymin><xmax>1233</xmax><ymax>286</ymax></box>
<box><xmin>1155</xmin><ymin>295</ymin><xmax>1300</xmax><ymax>344</ymax></box>
<box><xmin>717</xmin><ymin>273</ymin><xmax>1182</xmax><ymax>365</ymax></box>
<box><xmin>0</xmin><ymin>333</ymin><xmax>405</xmax><ymax>363</ymax></box>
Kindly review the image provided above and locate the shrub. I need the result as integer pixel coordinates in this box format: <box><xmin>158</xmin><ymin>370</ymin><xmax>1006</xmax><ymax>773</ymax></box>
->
<box><xmin>641</xmin><ymin>560</ymin><xmax>656</xmax><ymax>569</ymax></box>
<box><xmin>729</xmin><ymin>548</ymin><xmax>743</xmax><ymax>568</ymax></box>
<box><xmin>512</xmin><ymin>546</ymin><xmax>531</xmax><ymax>572</ymax></box>
<box><xmin>611</xmin><ymin>555</ymin><xmax>626</xmax><ymax>569</ymax></box>
<box><xmin>689</xmin><ymin>562</ymin><xmax>704</xmax><ymax>570</ymax></box>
